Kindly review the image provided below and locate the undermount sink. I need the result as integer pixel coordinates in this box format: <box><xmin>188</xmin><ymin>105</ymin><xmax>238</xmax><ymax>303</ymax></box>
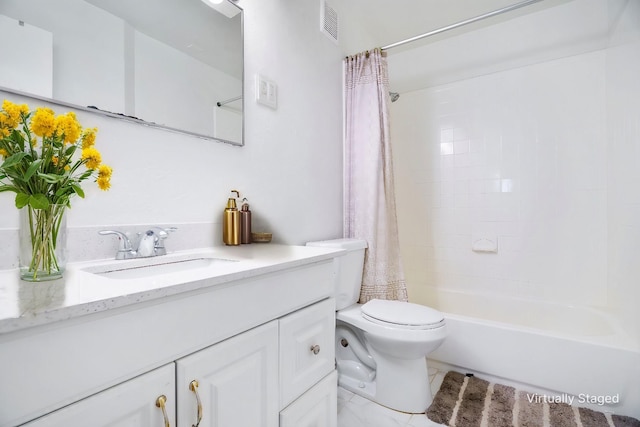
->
<box><xmin>80</xmin><ymin>254</ymin><xmax>238</xmax><ymax>280</ymax></box>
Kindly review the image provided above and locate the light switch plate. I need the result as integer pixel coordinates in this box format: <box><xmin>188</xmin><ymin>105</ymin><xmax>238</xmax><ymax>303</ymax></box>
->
<box><xmin>255</xmin><ymin>74</ymin><xmax>277</xmax><ymax>109</ymax></box>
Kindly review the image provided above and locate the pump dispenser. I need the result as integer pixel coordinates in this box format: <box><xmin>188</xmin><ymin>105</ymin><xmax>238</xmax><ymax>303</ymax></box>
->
<box><xmin>223</xmin><ymin>190</ymin><xmax>241</xmax><ymax>245</ymax></box>
<box><xmin>240</xmin><ymin>198</ymin><xmax>252</xmax><ymax>244</ymax></box>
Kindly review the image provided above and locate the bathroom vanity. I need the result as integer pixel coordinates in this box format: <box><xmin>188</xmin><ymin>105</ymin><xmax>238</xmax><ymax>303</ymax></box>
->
<box><xmin>0</xmin><ymin>245</ymin><xmax>343</xmax><ymax>427</ymax></box>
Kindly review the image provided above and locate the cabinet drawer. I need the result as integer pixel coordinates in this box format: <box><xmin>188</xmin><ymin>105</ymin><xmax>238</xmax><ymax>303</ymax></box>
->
<box><xmin>279</xmin><ymin>298</ymin><xmax>335</xmax><ymax>408</ymax></box>
<box><xmin>280</xmin><ymin>370</ymin><xmax>337</xmax><ymax>427</ymax></box>
<box><xmin>21</xmin><ymin>364</ymin><xmax>176</xmax><ymax>427</ymax></box>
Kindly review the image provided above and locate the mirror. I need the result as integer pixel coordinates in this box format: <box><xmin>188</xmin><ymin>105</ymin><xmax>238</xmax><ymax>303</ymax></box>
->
<box><xmin>0</xmin><ymin>0</ymin><xmax>244</xmax><ymax>145</ymax></box>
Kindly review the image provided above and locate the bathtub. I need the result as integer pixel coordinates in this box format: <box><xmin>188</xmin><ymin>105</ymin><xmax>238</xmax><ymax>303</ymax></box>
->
<box><xmin>425</xmin><ymin>289</ymin><xmax>640</xmax><ymax>418</ymax></box>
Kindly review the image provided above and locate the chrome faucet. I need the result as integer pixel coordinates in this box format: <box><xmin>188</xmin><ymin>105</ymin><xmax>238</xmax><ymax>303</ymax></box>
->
<box><xmin>99</xmin><ymin>227</ymin><xmax>177</xmax><ymax>259</ymax></box>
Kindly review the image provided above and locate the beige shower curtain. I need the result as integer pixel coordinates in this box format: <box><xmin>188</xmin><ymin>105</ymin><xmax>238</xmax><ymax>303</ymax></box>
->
<box><xmin>344</xmin><ymin>48</ymin><xmax>408</xmax><ymax>303</ymax></box>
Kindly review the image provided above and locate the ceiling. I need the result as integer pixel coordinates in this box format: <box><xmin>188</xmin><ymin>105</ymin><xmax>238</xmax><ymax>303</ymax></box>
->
<box><xmin>341</xmin><ymin>0</ymin><xmax>572</xmax><ymax>53</ymax></box>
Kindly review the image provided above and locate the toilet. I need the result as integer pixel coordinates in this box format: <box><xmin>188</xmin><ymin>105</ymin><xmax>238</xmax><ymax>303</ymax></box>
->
<box><xmin>306</xmin><ymin>238</ymin><xmax>447</xmax><ymax>414</ymax></box>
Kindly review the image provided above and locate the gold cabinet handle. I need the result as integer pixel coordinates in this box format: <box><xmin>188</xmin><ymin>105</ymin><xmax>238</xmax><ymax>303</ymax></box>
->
<box><xmin>310</xmin><ymin>344</ymin><xmax>320</xmax><ymax>355</ymax></box>
<box><xmin>189</xmin><ymin>380</ymin><xmax>203</xmax><ymax>427</ymax></box>
<box><xmin>155</xmin><ymin>395</ymin><xmax>170</xmax><ymax>427</ymax></box>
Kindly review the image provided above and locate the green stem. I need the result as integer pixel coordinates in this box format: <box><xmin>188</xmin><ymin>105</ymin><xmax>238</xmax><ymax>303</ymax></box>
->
<box><xmin>24</xmin><ymin>205</ymin><xmax>65</xmax><ymax>280</ymax></box>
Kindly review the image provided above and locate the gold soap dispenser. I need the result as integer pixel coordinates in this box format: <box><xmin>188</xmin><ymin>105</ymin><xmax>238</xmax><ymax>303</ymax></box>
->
<box><xmin>223</xmin><ymin>190</ymin><xmax>241</xmax><ymax>245</ymax></box>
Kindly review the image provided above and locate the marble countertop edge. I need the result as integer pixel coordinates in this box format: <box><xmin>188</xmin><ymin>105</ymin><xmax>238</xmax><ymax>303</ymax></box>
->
<box><xmin>0</xmin><ymin>244</ymin><xmax>345</xmax><ymax>335</ymax></box>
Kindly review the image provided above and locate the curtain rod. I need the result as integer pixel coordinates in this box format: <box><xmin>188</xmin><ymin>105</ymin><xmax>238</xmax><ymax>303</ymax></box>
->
<box><xmin>381</xmin><ymin>0</ymin><xmax>544</xmax><ymax>51</ymax></box>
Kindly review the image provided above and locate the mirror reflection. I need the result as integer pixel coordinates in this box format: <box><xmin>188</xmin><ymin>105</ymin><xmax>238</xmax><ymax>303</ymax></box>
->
<box><xmin>0</xmin><ymin>0</ymin><xmax>244</xmax><ymax>145</ymax></box>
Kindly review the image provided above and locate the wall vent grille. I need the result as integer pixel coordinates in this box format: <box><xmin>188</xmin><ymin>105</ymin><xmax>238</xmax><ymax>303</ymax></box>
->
<box><xmin>321</xmin><ymin>1</ymin><xmax>338</xmax><ymax>43</ymax></box>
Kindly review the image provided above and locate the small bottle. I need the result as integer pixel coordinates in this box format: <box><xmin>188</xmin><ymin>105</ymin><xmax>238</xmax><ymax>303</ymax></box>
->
<box><xmin>240</xmin><ymin>198</ymin><xmax>252</xmax><ymax>244</ymax></box>
<box><xmin>223</xmin><ymin>190</ymin><xmax>241</xmax><ymax>245</ymax></box>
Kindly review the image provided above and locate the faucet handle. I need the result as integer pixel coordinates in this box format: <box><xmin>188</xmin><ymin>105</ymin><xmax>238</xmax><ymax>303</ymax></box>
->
<box><xmin>148</xmin><ymin>226</ymin><xmax>177</xmax><ymax>256</ymax></box>
<box><xmin>99</xmin><ymin>230</ymin><xmax>132</xmax><ymax>250</ymax></box>
<box><xmin>152</xmin><ymin>226</ymin><xmax>177</xmax><ymax>240</ymax></box>
<box><xmin>99</xmin><ymin>230</ymin><xmax>135</xmax><ymax>259</ymax></box>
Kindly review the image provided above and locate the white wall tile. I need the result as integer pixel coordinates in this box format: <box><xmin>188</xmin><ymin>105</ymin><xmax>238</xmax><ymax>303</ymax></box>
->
<box><xmin>391</xmin><ymin>0</ymin><xmax>624</xmax><ymax>310</ymax></box>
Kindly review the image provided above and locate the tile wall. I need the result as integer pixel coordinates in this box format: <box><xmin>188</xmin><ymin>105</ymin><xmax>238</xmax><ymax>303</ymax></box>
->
<box><xmin>390</xmin><ymin>0</ymin><xmax>640</xmax><ymax>337</ymax></box>
<box><xmin>393</xmin><ymin>50</ymin><xmax>607</xmax><ymax>307</ymax></box>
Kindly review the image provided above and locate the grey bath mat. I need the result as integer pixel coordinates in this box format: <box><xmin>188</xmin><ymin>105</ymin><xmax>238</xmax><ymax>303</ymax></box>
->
<box><xmin>427</xmin><ymin>371</ymin><xmax>640</xmax><ymax>427</ymax></box>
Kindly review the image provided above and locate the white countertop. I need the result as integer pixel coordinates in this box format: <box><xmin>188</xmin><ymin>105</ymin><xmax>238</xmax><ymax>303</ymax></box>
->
<box><xmin>0</xmin><ymin>244</ymin><xmax>344</xmax><ymax>335</ymax></box>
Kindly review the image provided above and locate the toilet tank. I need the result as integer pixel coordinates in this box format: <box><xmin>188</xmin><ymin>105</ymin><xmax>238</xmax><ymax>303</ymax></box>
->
<box><xmin>306</xmin><ymin>238</ymin><xmax>368</xmax><ymax>310</ymax></box>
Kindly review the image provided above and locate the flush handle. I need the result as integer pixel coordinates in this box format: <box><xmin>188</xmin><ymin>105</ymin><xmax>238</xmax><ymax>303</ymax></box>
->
<box><xmin>189</xmin><ymin>380</ymin><xmax>203</xmax><ymax>427</ymax></box>
<box><xmin>155</xmin><ymin>395</ymin><xmax>170</xmax><ymax>427</ymax></box>
<box><xmin>310</xmin><ymin>344</ymin><xmax>321</xmax><ymax>355</ymax></box>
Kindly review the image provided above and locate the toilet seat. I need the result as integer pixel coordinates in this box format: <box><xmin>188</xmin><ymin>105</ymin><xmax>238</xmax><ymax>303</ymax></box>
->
<box><xmin>361</xmin><ymin>299</ymin><xmax>445</xmax><ymax>330</ymax></box>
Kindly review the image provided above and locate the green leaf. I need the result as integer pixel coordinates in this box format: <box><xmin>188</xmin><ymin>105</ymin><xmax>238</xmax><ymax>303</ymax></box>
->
<box><xmin>24</xmin><ymin>159</ymin><xmax>42</xmax><ymax>181</ymax></box>
<box><xmin>15</xmin><ymin>193</ymin><xmax>30</xmax><ymax>209</ymax></box>
<box><xmin>36</xmin><ymin>172</ymin><xmax>64</xmax><ymax>184</ymax></box>
<box><xmin>0</xmin><ymin>185</ymin><xmax>20</xmax><ymax>193</ymax></box>
<box><xmin>29</xmin><ymin>194</ymin><xmax>49</xmax><ymax>209</ymax></box>
<box><xmin>1</xmin><ymin>152</ymin><xmax>28</xmax><ymax>169</ymax></box>
<box><xmin>71</xmin><ymin>184</ymin><xmax>85</xmax><ymax>198</ymax></box>
<box><xmin>65</xmin><ymin>145</ymin><xmax>77</xmax><ymax>156</ymax></box>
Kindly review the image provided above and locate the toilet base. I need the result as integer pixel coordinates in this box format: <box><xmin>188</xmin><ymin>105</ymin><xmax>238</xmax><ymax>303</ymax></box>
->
<box><xmin>337</xmin><ymin>355</ymin><xmax>434</xmax><ymax>414</ymax></box>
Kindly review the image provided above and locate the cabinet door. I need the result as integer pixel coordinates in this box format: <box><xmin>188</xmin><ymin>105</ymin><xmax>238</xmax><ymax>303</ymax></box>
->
<box><xmin>279</xmin><ymin>298</ymin><xmax>335</xmax><ymax>408</ymax></box>
<box><xmin>22</xmin><ymin>364</ymin><xmax>176</xmax><ymax>427</ymax></box>
<box><xmin>176</xmin><ymin>321</ymin><xmax>279</xmax><ymax>427</ymax></box>
<box><xmin>280</xmin><ymin>370</ymin><xmax>337</xmax><ymax>427</ymax></box>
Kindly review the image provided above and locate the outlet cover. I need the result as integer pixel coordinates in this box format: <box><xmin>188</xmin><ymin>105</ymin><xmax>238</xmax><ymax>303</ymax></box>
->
<box><xmin>255</xmin><ymin>74</ymin><xmax>277</xmax><ymax>109</ymax></box>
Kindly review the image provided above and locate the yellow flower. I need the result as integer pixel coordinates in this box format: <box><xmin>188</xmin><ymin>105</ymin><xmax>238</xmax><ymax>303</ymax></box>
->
<box><xmin>81</xmin><ymin>147</ymin><xmax>101</xmax><ymax>169</ymax></box>
<box><xmin>54</xmin><ymin>112</ymin><xmax>82</xmax><ymax>144</ymax></box>
<box><xmin>97</xmin><ymin>176</ymin><xmax>111</xmax><ymax>191</ymax></box>
<box><xmin>1</xmin><ymin>100</ymin><xmax>113</xmax><ymax>210</ymax></box>
<box><xmin>0</xmin><ymin>114</ymin><xmax>11</xmax><ymax>134</ymax></box>
<box><xmin>97</xmin><ymin>164</ymin><xmax>113</xmax><ymax>179</ymax></box>
<box><xmin>81</xmin><ymin>127</ymin><xmax>97</xmax><ymax>148</ymax></box>
<box><xmin>1</xmin><ymin>100</ymin><xmax>28</xmax><ymax>128</ymax></box>
<box><xmin>30</xmin><ymin>107</ymin><xmax>56</xmax><ymax>138</ymax></box>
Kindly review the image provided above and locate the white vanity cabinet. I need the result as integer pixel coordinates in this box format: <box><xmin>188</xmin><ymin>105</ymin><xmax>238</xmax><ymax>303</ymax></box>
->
<box><xmin>280</xmin><ymin>371</ymin><xmax>337</xmax><ymax>427</ymax></box>
<box><xmin>21</xmin><ymin>364</ymin><xmax>177</xmax><ymax>427</ymax></box>
<box><xmin>0</xmin><ymin>250</ymin><xmax>341</xmax><ymax>427</ymax></box>
<box><xmin>278</xmin><ymin>298</ymin><xmax>337</xmax><ymax>427</ymax></box>
<box><xmin>279</xmin><ymin>297</ymin><xmax>336</xmax><ymax>408</ymax></box>
<box><xmin>21</xmin><ymin>321</ymin><xmax>280</xmax><ymax>427</ymax></box>
<box><xmin>176</xmin><ymin>321</ymin><xmax>279</xmax><ymax>427</ymax></box>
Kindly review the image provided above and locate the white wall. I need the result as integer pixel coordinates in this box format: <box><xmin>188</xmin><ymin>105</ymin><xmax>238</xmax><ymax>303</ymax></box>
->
<box><xmin>390</xmin><ymin>0</ymin><xmax>639</xmax><ymax>343</ymax></box>
<box><xmin>0</xmin><ymin>0</ymin><xmax>345</xmax><ymax>267</ymax></box>
<box><xmin>606</xmin><ymin>0</ymin><xmax>640</xmax><ymax>344</ymax></box>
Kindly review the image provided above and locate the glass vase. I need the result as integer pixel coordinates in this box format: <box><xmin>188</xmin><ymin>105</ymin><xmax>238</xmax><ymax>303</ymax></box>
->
<box><xmin>19</xmin><ymin>204</ymin><xmax>68</xmax><ymax>282</ymax></box>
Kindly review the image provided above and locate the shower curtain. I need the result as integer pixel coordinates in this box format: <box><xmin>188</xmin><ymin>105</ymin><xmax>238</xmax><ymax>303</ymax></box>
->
<box><xmin>344</xmin><ymin>48</ymin><xmax>408</xmax><ymax>303</ymax></box>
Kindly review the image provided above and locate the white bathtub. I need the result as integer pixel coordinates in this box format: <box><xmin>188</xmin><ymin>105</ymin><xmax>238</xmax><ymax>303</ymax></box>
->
<box><xmin>425</xmin><ymin>289</ymin><xmax>640</xmax><ymax>418</ymax></box>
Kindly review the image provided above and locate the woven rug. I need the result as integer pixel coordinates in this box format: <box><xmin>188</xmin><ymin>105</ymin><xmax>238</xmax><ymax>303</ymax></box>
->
<box><xmin>427</xmin><ymin>371</ymin><xmax>640</xmax><ymax>427</ymax></box>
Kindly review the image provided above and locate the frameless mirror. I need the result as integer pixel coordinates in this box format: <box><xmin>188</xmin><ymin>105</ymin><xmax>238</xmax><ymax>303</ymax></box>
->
<box><xmin>0</xmin><ymin>0</ymin><xmax>244</xmax><ymax>145</ymax></box>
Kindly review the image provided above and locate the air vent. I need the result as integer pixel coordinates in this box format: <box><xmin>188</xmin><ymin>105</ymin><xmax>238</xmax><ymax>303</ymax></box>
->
<box><xmin>321</xmin><ymin>1</ymin><xmax>338</xmax><ymax>43</ymax></box>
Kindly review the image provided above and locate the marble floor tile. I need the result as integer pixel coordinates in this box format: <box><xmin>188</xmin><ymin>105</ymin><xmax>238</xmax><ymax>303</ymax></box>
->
<box><xmin>337</xmin><ymin>365</ymin><xmax>447</xmax><ymax>427</ymax></box>
<box><xmin>337</xmin><ymin>393</ymin><xmax>411</xmax><ymax>427</ymax></box>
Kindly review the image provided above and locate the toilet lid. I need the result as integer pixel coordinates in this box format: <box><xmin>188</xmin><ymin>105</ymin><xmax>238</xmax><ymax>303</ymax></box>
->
<box><xmin>361</xmin><ymin>299</ymin><xmax>444</xmax><ymax>329</ymax></box>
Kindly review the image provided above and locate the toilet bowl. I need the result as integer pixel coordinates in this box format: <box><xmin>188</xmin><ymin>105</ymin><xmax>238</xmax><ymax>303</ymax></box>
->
<box><xmin>306</xmin><ymin>239</ymin><xmax>447</xmax><ymax>414</ymax></box>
